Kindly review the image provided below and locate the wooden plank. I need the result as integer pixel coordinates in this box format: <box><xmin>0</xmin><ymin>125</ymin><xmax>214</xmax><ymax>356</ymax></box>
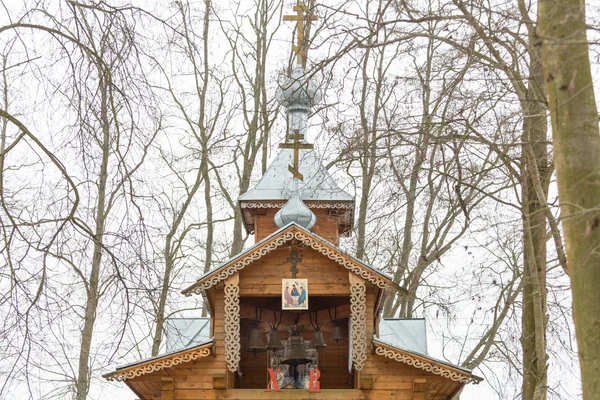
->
<box><xmin>170</xmin><ymin>388</ymin><xmax>415</xmax><ymax>399</ymax></box>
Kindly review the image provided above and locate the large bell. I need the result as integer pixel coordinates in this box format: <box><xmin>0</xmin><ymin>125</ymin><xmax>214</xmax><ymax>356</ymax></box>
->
<box><xmin>244</xmin><ymin>327</ymin><xmax>266</xmax><ymax>353</ymax></box>
<box><xmin>332</xmin><ymin>325</ymin><xmax>344</xmax><ymax>343</ymax></box>
<box><xmin>281</xmin><ymin>335</ymin><xmax>312</xmax><ymax>365</ymax></box>
<box><xmin>309</xmin><ymin>330</ymin><xmax>327</xmax><ymax>348</ymax></box>
<box><xmin>266</xmin><ymin>328</ymin><xmax>284</xmax><ymax>351</ymax></box>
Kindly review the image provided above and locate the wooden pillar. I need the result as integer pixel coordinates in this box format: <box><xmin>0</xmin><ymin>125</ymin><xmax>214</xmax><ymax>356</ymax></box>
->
<box><xmin>224</xmin><ymin>274</ymin><xmax>241</xmax><ymax>377</ymax></box>
<box><xmin>160</xmin><ymin>377</ymin><xmax>174</xmax><ymax>400</ymax></box>
<box><xmin>349</xmin><ymin>273</ymin><xmax>367</xmax><ymax>372</ymax></box>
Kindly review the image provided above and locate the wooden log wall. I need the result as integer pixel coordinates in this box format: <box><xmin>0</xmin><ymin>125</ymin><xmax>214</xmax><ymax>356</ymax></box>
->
<box><xmin>237</xmin><ymin>248</ymin><xmax>350</xmax><ymax>297</ymax></box>
<box><xmin>254</xmin><ymin>208</ymin><xmax>340</xmax><ymax>245</ymax></box>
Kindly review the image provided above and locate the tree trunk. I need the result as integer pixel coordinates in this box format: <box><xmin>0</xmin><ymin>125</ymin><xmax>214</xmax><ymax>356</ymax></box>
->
<box><xmin>75</xmin><ymin>68</ymin><xmax>110</xmax><ymax>400</ymax></box>
<box><xmin>520</xmin><ymin>7</ymin><xmax>549</xmax><ymax>399</ymax></box>
<box><xmin>538</xmin><ymin>0</ymin><xmax>600</xmax><ymax>397</ymax></box>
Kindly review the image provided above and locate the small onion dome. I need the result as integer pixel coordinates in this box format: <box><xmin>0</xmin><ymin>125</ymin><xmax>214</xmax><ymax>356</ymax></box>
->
<box><xmin>274</xmin><ymin>192</ymin><xmax>316</xmax><ymax>230</ymax></box>
<box><xmin>276</xmin><ymin>65</ymin><xmax>322</xmax><ymax>108</ymax></box>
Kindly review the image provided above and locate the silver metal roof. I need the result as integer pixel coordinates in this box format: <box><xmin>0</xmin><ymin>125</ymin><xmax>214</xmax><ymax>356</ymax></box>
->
<box><xmin>165</xmin><ymin>317</ymin><xmax>211</xmax><ymax>353</ymax></box>
<box><xmin>378</xmin><ymin>318</ymin><xmax>428</xmax><ymax>355</ymax></box>
<box><xmin>238</xmin><ymin>148</ymin><xmax>354</xmax><ymax>202</ymax></box>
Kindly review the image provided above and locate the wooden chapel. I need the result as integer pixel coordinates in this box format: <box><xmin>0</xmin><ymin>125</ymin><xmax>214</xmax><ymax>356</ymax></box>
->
<box><xmin>104</xmin><ymin>2</ymin><xmax>482</xmax><ymax>399</ymax></box>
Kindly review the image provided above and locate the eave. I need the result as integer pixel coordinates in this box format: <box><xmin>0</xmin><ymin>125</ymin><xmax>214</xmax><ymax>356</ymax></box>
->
<box><xmin>182</xmin><ymin>222</ymin><xmax>406</xmax><ymax>296</ymax></box>
<box><xmin>373</xmin><ymin>339</ymin><xmax>483</xmax><ymax>385</ymax></box>
<box><xmin>103</xmin><ymin>341</ymin><xmax>213</xmax><ymax>382</ymax></box>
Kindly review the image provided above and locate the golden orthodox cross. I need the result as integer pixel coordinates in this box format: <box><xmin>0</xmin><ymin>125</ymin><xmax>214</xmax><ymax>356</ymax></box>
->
<box><xmin>283</xmin><ymin>1</ymin><xmax>317</xmax><ymax>67</ymax></box>
<box><xmin>279</xmin><ymin>129</ymin><xmax>314</xmax><ymax>181</ymax></box>
<box><xmin>287</xmin><ymin>250</ymin><xmax>302</xmax><ymax>278</ymax></box>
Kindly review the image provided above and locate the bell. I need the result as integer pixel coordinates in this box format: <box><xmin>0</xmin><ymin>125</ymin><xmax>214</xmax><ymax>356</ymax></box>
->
<box><xmin>332</xmin><ymin>325</ymin><xmax>344</xmax><ymax>343</ymax></box>
<box><xmin>281</xmin><ymin>335</ymin><xmax>312</xmax><ymax>365</ymax></box>
<box><xmin>310</xmin><ymin>330</ymin><xmax>327</xmax><ymax>348</ymax></box>
<box><xmin>266</xmin><ymin>328</ymin><xmax>284</xmax><ymax>351</ymax></box>
<box><xmin>244</xmin><ymin>327</ymin><xmax>266</xmax><ymax>353</ymax></box>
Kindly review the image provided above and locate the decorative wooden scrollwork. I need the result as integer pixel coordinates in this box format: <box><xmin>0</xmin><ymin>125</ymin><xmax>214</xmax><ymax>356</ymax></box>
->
<box><xmin>241</xmin><ymin>201</ymin><xmax>354</xmax><ymax>210</ymax></box>
<box><xmin>224</xmin><ymin>275</ymin><xmax>241</xmax><ymax>373</ymax></box>
<box><xmin>292</xmin><ymin>231</ymin><xmax>388</xmax><ymax>289</ymax></box>
<box><xmin>188</xmin><ymin>231</ymin><xmax>295</xmax><ymax>294</ymax></box>
<box><xmin>103</xmin><ymin>344</ymin><xmax>212</xmax><ymax>381</ymax></box>
<box><xmin>350</xmin><ymin>275</ymin><xmax>367</xmax><ymax>371</ymax></box>
<box><xmin>374</xmin><ymin>341</ymin><xmax>481</xmax><ymax>384</ymax></box>
<box><xmin>184</xmin><ymin>225</ymin><xmax>396</xmax><ymax>296</ymax></box>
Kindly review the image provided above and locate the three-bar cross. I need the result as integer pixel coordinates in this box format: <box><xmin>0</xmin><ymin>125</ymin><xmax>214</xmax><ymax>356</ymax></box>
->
<box><xmin>279</xmin><ymin>130</ymin><xmax>314</xmax><ymax>181</ymax></box>
<box><xmin>283</xmin><ymin>1</ymin><xmax>317</xmax><ymax>67</ymax></box>
<box><xmin>287</xmin><ymin>250</ymin><xmax>302</xmax><ymax>278</ymax></box>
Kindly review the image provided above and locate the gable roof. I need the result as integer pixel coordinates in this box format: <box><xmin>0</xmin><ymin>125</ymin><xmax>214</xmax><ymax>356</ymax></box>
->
<box><xmin>103</xmin><ymin>340</ymin><xmax>213</xmax><ymax>382</ymax></box>
<box><xmin>373</xmin><ymin>339</ymin><xmax>482</xmax><ymax>385</ymax></box>
<box><xmin>182</xmin><ymin>222</ymin><xmax>405</xmax><ymax>296</ymax></box>
<box><xmin>238</xmin><ymin>148</ymin><xmax>354</xmax><ymax>203</ymax></box>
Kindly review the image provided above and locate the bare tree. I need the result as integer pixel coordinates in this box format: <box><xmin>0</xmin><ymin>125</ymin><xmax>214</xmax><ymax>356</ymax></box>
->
<box><xmin>215</xmin><ymin>0</ymin><xmax>282</xmax><ymax>256</ymax></box>
<box><xmin>538</xmin><ymin>0</ymin><xmax>600</xmax><ymax>398</ymax></box>
<box><xmin>148</xmin><ymin>0</ymin><xmax>230</xmax><ymax>355</ymax></box>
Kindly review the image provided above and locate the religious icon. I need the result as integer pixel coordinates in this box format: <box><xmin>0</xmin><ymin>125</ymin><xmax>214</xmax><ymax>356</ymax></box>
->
<box><xmin>282</xmin><ymin>278</ymin><xmax>308</xmax><ymax>310</ymax></box>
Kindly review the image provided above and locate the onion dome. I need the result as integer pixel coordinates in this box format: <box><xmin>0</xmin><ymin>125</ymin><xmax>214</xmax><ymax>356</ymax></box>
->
<box><xmin>274</xmin><ymin>192</ymin><xmax>316</xmax><ymax>230</ymax></box>
<box><xmin>276</xmin><ymin>65</ymin><xmax>321</xmax><ymax>144</ymax></box>
<box><xmin>276</xmin><ymin>65</ymin><xmax>322</xmax><ymax>110</ymax></box>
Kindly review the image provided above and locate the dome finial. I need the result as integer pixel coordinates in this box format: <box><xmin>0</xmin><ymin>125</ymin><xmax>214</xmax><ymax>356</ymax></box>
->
<box><xmin>277</xmin><ymin>2</ymin><xmax>321</xmax><ymax>144</ymax></box>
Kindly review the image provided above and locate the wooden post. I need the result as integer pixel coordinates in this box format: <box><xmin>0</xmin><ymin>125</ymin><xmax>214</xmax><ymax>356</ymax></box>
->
<box><xmin>213</xmin><ymin>374</ymin><xmax>226</xmax><ymax>389</ymax></box>
<box><xmin>349</xmin><ymin>273</ymin><xmax>367</xmax><ymax>372</ymax></box>
<box><xmin>412</xmin><ymin>378</ymin><xmax>427</xmax><ymax>400</ymax></box>
<box><xmin>224</xmin><ymin>274</ymin><xmax>241</xmax><ymax>376</ymax></box>
<box><xmin>359</xmin><ymin>374</ymin><xmax>373</xmax><ymax>390</ymax></box>
<box><xmin>160</xmin><ymin>377</ymin><xmax>174</xmax><ymax>400</ymax></box>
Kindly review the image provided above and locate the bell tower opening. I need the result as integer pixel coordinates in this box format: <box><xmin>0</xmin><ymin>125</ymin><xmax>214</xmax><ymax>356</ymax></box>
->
<box><xmin>237</xmin><ymin>296</ymin><xmax>352</xmax><ymax>390</ymax></box>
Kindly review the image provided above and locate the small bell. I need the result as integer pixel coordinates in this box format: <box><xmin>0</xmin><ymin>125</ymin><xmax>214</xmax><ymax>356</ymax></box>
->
<box><xmin>332</xmin><ymin>324</ymin><xmax>344</xmax><ymax>343</ymax></box>
<box><xmin>244</xmin><ymin>326</ymin><xmax>266</xmax><ymax>354</ymax></box>
<box><xmin>266</xmin><ymin>328</ymin><xmax>284</xmax><ymax>351</ymax></box>
<box><xmin>310</xmin><ymin>330</ymin><xmax>327</xmax><ymax>348</ymax></box>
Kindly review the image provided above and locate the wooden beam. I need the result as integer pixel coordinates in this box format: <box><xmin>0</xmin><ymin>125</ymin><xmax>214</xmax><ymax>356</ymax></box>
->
<box><xmin>213</xmin><ymin>374</ymin><xmax>226</xmax><ymax>389</ymax></box>
<box><xmin>160</xmin><ymin>377</ymin><xmax>174</xmax><ymax>400</ymax></box>
<box><xmin>359</xmin><ymin>374</ymin><xmax>373</xmax><ymax>390</ymax></box>
<box><xmin>412</xmin><ymin>378</ymin><xmax>427</xmax><ymax>400</ymax></box>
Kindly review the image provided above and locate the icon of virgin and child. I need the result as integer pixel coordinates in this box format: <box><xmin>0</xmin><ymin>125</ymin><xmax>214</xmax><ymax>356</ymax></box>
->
<box><xmin>282</xmin><ymin>278</ymin><xmax>308</xmax><ymax>310</ymax></box>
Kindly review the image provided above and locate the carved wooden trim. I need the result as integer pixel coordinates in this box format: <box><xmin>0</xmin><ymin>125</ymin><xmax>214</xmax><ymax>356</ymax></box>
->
<box><xmin>224</xmin><ymin>274</ymin><xmax>241</xmax><ymax>373</ymax></box>
<box><xmin>350</xmin><ymin>274</ymin><xmax>367</xmax><ymax>371</ymax></box>
<box><xmin>241</xmin><ymin>201</ymin><xmax>354</xmax><ymax>210</ymax></box>
<box><xmin>187</xmin><ymin>231</ymin><xmax>295</xmax><ymax>293</ymax></box>
<box><xmin>183</xmin><ymin>225</ymin><xmax>401</xmax><ymax>296</ymax></box>
<box><xmin>373</xmin><ymin>341</ymin><xmax>481</xmax><ymax>384</ymax></box>
<box><xmin>103</xmin><ymin>343</ymin><xmax>212</xmax><ymax>381</ymax></box>
<box><xmin>293</xmin><ymin>231</ymin><xmax>387</xmax><ymax>289</ymax></box>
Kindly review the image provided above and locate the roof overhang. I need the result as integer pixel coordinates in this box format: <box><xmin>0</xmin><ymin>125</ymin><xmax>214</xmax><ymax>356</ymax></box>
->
<box><xmin>373</xmin><ymin>339</ymin><xmax>483</xmax><ymax>385</ymax></box>
<box><xmin>239</xmin><ymin>199</ymin><xmax>355</xmax><ymax>235</ymax></box>
<box><xmin>182</xmin><ymin>223</ymin><xmax>406</xmax><ymax>296</ymax></box>
<box><xmin>103</xmin><ymin>341</ymin><xmax>213</xmax><ymax>382</ymax></box>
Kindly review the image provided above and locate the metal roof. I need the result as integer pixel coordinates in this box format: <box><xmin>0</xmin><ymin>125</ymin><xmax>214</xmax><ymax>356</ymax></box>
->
<box><xmin>165</xmin><ymin>317</ymin><xmax>211</xmax><ymax>353</ymax></box>
<box><xmin>238</xmin><ymin>148</ymin><xmax>354</xmax><ymax>203</ymax></box>
<box><xmin>113</xmin><ymin>339</ymin><xmax>213</xmax><ymax>371</ymax></box>
<box><xmin>378</xmin><ymin>318</ymin><xmax>428</xmax><ymax>355</ymax></box>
